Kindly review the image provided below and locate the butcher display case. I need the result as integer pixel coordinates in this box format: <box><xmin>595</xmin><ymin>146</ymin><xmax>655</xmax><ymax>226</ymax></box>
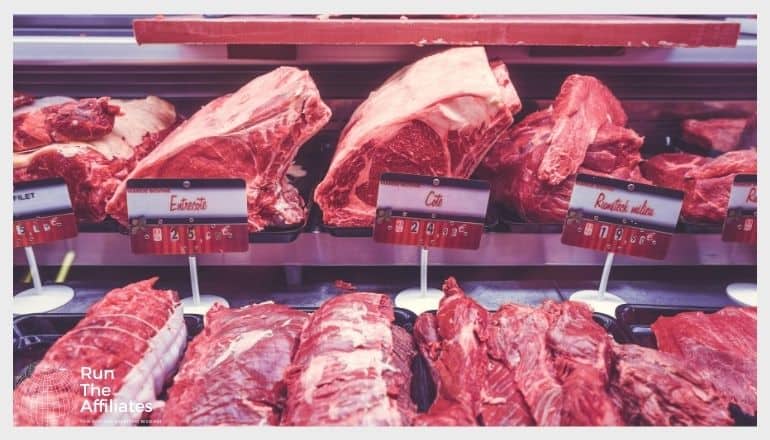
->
<box><xmin>11</xmin><ymin>14</ymin><xmax>757</xmax><ymax>428</ymax></box>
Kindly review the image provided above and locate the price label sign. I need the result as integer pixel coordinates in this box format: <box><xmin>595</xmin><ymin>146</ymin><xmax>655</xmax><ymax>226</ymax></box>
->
<box><xmin>722</xmin><ymin>174</ymin><xmax>756</xmax><ymax>244</ymax></box>
<box><xmin>126</xmin><ymin>179</ymin><xmax>249</xmax><ymax>255</ymax></box>
<box><xmin>373</xmin><ymin>173</ymin><xmax>490</xmax><ymax>250</ymax></box>
<box><xmin>13</xmin><ymin>178</ymin><xmax>78</xmax><ymax>248</ymax></box>
<box><xmin>561</xmin><ymin>174</ymin><xmax>684</xmax><ymax>260</ymax></box>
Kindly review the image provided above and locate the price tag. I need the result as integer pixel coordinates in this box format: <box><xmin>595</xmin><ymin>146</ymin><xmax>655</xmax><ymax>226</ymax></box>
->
<box><xmin>722</xmin><ymin>174</ymin><xmax>756</xmax><ymax>244</ymax></box>
<box><xmin>373</xmin><ymin>173</ymin><xmax>490</xmax><ymax>250</ymax></box>
<box><xmin>561</xmin><ymin>174</ymin><xmax>684</xmax><ymax>260</ymax></box>
<box><xmin>13</xmin><ymin>178</ymin><xmax>78</xmax><ymax>248</ymax></box>
<box><xmin>126</xmin><ymin>179</ymin><xmax>249</xmax><ymax>254</ymax></box>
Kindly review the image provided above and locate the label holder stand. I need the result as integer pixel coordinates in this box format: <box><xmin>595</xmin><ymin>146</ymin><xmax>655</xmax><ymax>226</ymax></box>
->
<box><xmin>13</xmin><ymin>246</ymin><xmax>75</xmax><ymax>315</ymax></box>
<box><xmin>569</xmin><ymin>251</ymin><xmax>626</xmax><ymax>317</ymax></box>
<box><xmin>725</xmin><ymin>282</ymin><xmax>757</xmax><ymax>307</ymax></box>
<box><xmin>395</xmin><ymin>246</ymin><xmax>443</xmax><ymax>314</ymax></box>
<box><xmin>180</xmin><ymin>255</ymin><xmax>229</xmax><ymax>315</ymax></box>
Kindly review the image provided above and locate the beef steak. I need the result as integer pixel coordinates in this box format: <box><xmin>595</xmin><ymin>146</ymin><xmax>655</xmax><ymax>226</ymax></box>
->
<box><xmin>13</xmin><ymin>278</ymin><xmax>186</xmax><ymax>426</ymax></box>
<box><xmin>479</xmin><ymin>75</ymin><xmax>646</xmax><ymax>223</ymax></box>
<box><xmin>13</xmin><ymin>96</ymin><xmax>177</xmax><ymax>223</ymax></box>
<box><xmin>157</xmin><ymin>303</ymin><xmax>307</xmax><ymax>426</ymax></box>
<box><xmin>314</xmin><ymin>47</ymin><xmax>521</xmax><ymax>227</ymax></box>
<box><xmin>107</xmin><ymin>67</ymin><xmax>332</xmax><ymax>232</ymax></box>
<box><xmin>651</xmin><ymin>307</ymin><xmax>756</xmax><ymax>416</ymax></box>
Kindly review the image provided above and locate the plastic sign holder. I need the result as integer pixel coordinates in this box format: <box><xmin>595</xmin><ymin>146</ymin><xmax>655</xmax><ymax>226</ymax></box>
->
<box><xmin>126</xmin><ymin>178</ymin><xmax>249</xmax><ymax>315</ymax></box>
<box><xmin>722</xmin><ymin>174</ymin><xmax>757</xmax><ymax>306</ymax></box>
<box><xmin>373</xmin><ymin>173</ymin><xmax>491</xmax><ymax>314</ymax></box>
<box><xmin>13</xmin><ymin>179</ymin><xmax>78</xmax><ymax>315</ymax></box>
<box><xmin>562</xmin><ymin>174</ymin><xmax>684</xmax><ymax>316</ymax></box>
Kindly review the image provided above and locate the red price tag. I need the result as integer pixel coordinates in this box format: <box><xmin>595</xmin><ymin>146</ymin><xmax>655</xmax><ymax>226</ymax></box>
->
<box><xmin>372</xmin><ymin>173</ymin><xmax>490</xmax><ymax>250</ymax></box>
<box><xmin>561</xmin><ymin>174</ymin><xmax>684</xmax><ymax>260</ymax></box>
<box><xmin>13</xmin><ymin>178</ymin><xmax>78</xmax><ymax>248</ymax></box>
<box><xmin>722</xmin><ymin>174</ymin><xmax>757</xmax><ymax>244</ymax></box>
<box><xmin>126</xmin><ymin>179</ymin><xmax>249</xmax><ymax>255</ymax></box>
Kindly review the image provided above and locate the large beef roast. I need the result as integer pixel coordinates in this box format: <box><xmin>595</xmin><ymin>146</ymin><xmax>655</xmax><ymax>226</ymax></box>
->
<box><xmin>107</xmin><ymin>67</ymin><xmax>332</xmax><ymax>232</ymax></box>
<box><xmin>478</xmin><ymin>74</ymin><xmax>647</xmax><ymax>223</ymax></box>
<box><xmin>13</xmin><ymin>96</ymin><xmax>177</xmax><ymax>223</ymax></box>
<box><xmin>314</xmin><ymin>47</ymin><xmax>521</xmax><ymax>227</ymax></box>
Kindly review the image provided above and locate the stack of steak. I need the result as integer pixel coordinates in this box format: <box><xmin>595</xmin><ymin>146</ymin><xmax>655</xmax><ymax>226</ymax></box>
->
<box><xmin>107</xmin><ymin>67</ymin><xmax>332</xmax><ymax>231</ymax></box>
<box><xmin>314</xmin><ymin>47</ymin><xmax>522</xmax><ymax>227</ymax></box>
<box><xmin>415</xmin><ymin>277</ymin><xmax>733</xmax><ymax>426</ymax></box>
<box><xmin>478</xmin><ymin>74</ymin><xmax>647</xmax><ymax>223</ymax></box>
<box><xmin>13</xmin><ymin>95</ymin><xmax>178</xmax><ymax>223</ymax></box>
<box><xmin>641</xmin><ymin>149</ymin><xmax>757</xmax><ymax>223</ymax></box>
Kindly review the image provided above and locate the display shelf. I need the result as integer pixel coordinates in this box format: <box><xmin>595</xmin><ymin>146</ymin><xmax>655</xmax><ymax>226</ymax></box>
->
<box><xmin>12</xmin><ymin>231</ymin><xmax>756</xmax><ymax>267</ymax></box>
<box><xmin>133</xmin><ymin>15</ymin><xmax>740</xmax><ymax>48</ymax></box>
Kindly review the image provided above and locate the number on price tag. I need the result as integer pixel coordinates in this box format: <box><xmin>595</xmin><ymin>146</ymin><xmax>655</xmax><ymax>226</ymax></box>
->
<box><xmin>561</xmin><ymin>174</ymin><xmax>684</xmax><ymax>260</ymax></box>
<box><xmin>13</xmin><ymin>178</ymin><xmax>78</xmax><ymax>248</ymax></box>
<box><xmin>373</xmin><ymin>173</ymin><xmax>490</xmax><ymax>250</ymax></box>
<box><xmin>126</xmin><ymin>179</ymin><xmax>249</xmax><ymax>254</ymax></box>
<box><xmin>722</xmin><ymin>174</ymin><xmax>757</xmax><ymax>244</ymax></box>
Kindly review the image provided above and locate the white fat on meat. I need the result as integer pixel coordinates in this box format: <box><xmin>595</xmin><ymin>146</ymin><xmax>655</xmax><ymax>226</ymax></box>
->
<box><xmin>210</xmin><ymin>329</ymin><xmax>274</xmax><ymax>369</ymax></box>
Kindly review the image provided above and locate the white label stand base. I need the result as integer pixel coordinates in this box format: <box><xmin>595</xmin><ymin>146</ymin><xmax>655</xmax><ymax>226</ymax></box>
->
<box><xmin>13</xmin><ymin>246</ymin><xmax>74</xmax><ymax>315</ymax></box>
<box><xmin>569</xmin><ymin>252</ymin><xmax>626</xmax><ymax>317</ymax></box>
<box><xmin>395</xmin><ymin>247</ymin><xmax>443</xmax><ymax>314</ymax></box>
<box><xmin>726</xmin><ymin>282</ymin><xmax>757</xmax><ymax>307</ymax></box>
<box><xmin>182</xmin><ymin>255</ymin><xmax>228</xmax><ymax>315</ymax></box>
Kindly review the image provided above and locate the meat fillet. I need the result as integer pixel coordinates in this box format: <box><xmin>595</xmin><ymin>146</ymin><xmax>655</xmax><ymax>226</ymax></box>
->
<box><xmin>156</xmin><ymin>303</ymin><xmax>307</xmax><ymax>426</ymax></box>
<box><xmin>13</xmin><ymin>278</ymin><xmax>186</xmax><ymax>426</ymax></box>
<box><xmin>651</xmin><ymin>307</ymin><xmax>756</xmax><ymax>416</ymax></box>
<box><xmin>281</xmin><ymin>293</ymin><xmax>414</xmax><ymax>426</ymax></box>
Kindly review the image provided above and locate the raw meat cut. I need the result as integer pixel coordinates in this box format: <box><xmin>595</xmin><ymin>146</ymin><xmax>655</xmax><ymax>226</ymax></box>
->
<box><xmin>14</xmin><ymin>97</ymin><xmax>121</xmax><ymax>152</ymax></box>
<box><xmin>314</xmin><ymin>47</ymin><xmax>521</xmax><ymax>227</ymax></box>
<box><xmin>651</xmin><ymin>307</ymin><xmax>756</xmax><ymax>416</ymax></box>
<box><xmin>13</xmin><ymin>96</ymin><xmax>177</xmax><ymax>223</ymax></box>
<box><xmin>281</xmin><ymin>292</ymin><xmax>414</xmax><ymax>426</ymax></box>
<box><xmin>487</xmin><ymin>300</ymin><xmax>622</xmax><ymax>425</ymax></box>
<box><xmin>642</xmin><ymin>150</ymin><xmax>756</xmax><ymax>222</ymax></box>
<box><xmin>107</xmin><ymin>67</ymin><xmax>332</xmax><ymax>232</ymax></box>
<box><xmin>682</xmin><ymin>118</ymin><xmax>750</xmax><ymax>153</ymax></box>
<box><xmin>609</xmin><ymin>343</ymin><xmax>732</xmax><ymax>426</ymax></box>
<box><xmin>14</xmin><ymin>91</ymin><xmax>34</xmax><ymax>109</ymax></box>
<box><xmin>640</xmin><ymin>152</ymin><xmax>710</xmax><ymax>191</ymax></box>
<box><xmin>479</xmin><ymin>75</ymin><xmax>646</xmax><ymax>223</ymax></box>
<box><xmin>157</xmin><ymin>303</ymin><xmax>307</xmax><ymax>426</ymax></box>
<box><xmin>13</xmin><ymin>278</ymin><xmax>186</xmax><ymax>426</ymax></box>
<box><xmin>413</xmin><ymin>277</ymin><xmax>493</xmax><ymax>426</ymax></box>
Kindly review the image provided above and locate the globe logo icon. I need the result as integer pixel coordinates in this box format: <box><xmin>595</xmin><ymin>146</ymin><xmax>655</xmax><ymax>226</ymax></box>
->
<box><xmin>15</xmin><ymin>365</ymin><xmax>78</xmax><ymax>426</ymax></box>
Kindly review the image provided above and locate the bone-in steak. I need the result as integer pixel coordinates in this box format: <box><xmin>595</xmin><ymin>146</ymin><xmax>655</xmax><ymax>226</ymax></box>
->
<box><xmin>107</xmin><ymin>67</ymin><xmax>332</xmax><ymax>232</ymax></box>
<box><xmin>13</xmin><ymin>96</ymin><xmax>177</xmax><ymax>223</ymax></box>
<box><xmin>314</xmin><ymin>47</ymin><xmax>521</xmax><ymax>227</ymax></box>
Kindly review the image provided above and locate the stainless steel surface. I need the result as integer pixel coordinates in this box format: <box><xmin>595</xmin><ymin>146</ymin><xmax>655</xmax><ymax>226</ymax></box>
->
<box><xmin>14</xmin><ymin>35</ymin><xmax>757</xmax><ymax>66</ymax></box>
<box><xmin>13</xmin><ymin>232</ymin><xmax>757</xmax><ymax>267</ymax></box>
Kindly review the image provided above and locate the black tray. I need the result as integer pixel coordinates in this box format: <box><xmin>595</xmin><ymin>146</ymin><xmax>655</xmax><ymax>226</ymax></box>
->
<box><xmin>614</xmin><ymin>304</ymin><xmax>720</xmax><ymax>349</ymax></box>
<box><xmin>591</xmin><ymin>312</ymin><xmax>628</xmax><ymax>344</ymax></box>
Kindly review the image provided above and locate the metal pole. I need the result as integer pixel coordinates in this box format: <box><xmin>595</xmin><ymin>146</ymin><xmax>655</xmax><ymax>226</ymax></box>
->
<box><xmin>420</xmin><ymin>247</ymin><xmax>429</xmax><ymax>297</ymax></box>
<box><xmin>24</xmin><ymin>246</ymin><xmax>42</xmax><ymax>293</ymax></box>
<box><xmin>598</xmin><ymin>252</ymin><xmax>615</xmax><ymax>298</ymax></box>
<box><xmin>188</xmin><ymin>255</ymin><xmax>201</xmax><ymax>305</ymax></box>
